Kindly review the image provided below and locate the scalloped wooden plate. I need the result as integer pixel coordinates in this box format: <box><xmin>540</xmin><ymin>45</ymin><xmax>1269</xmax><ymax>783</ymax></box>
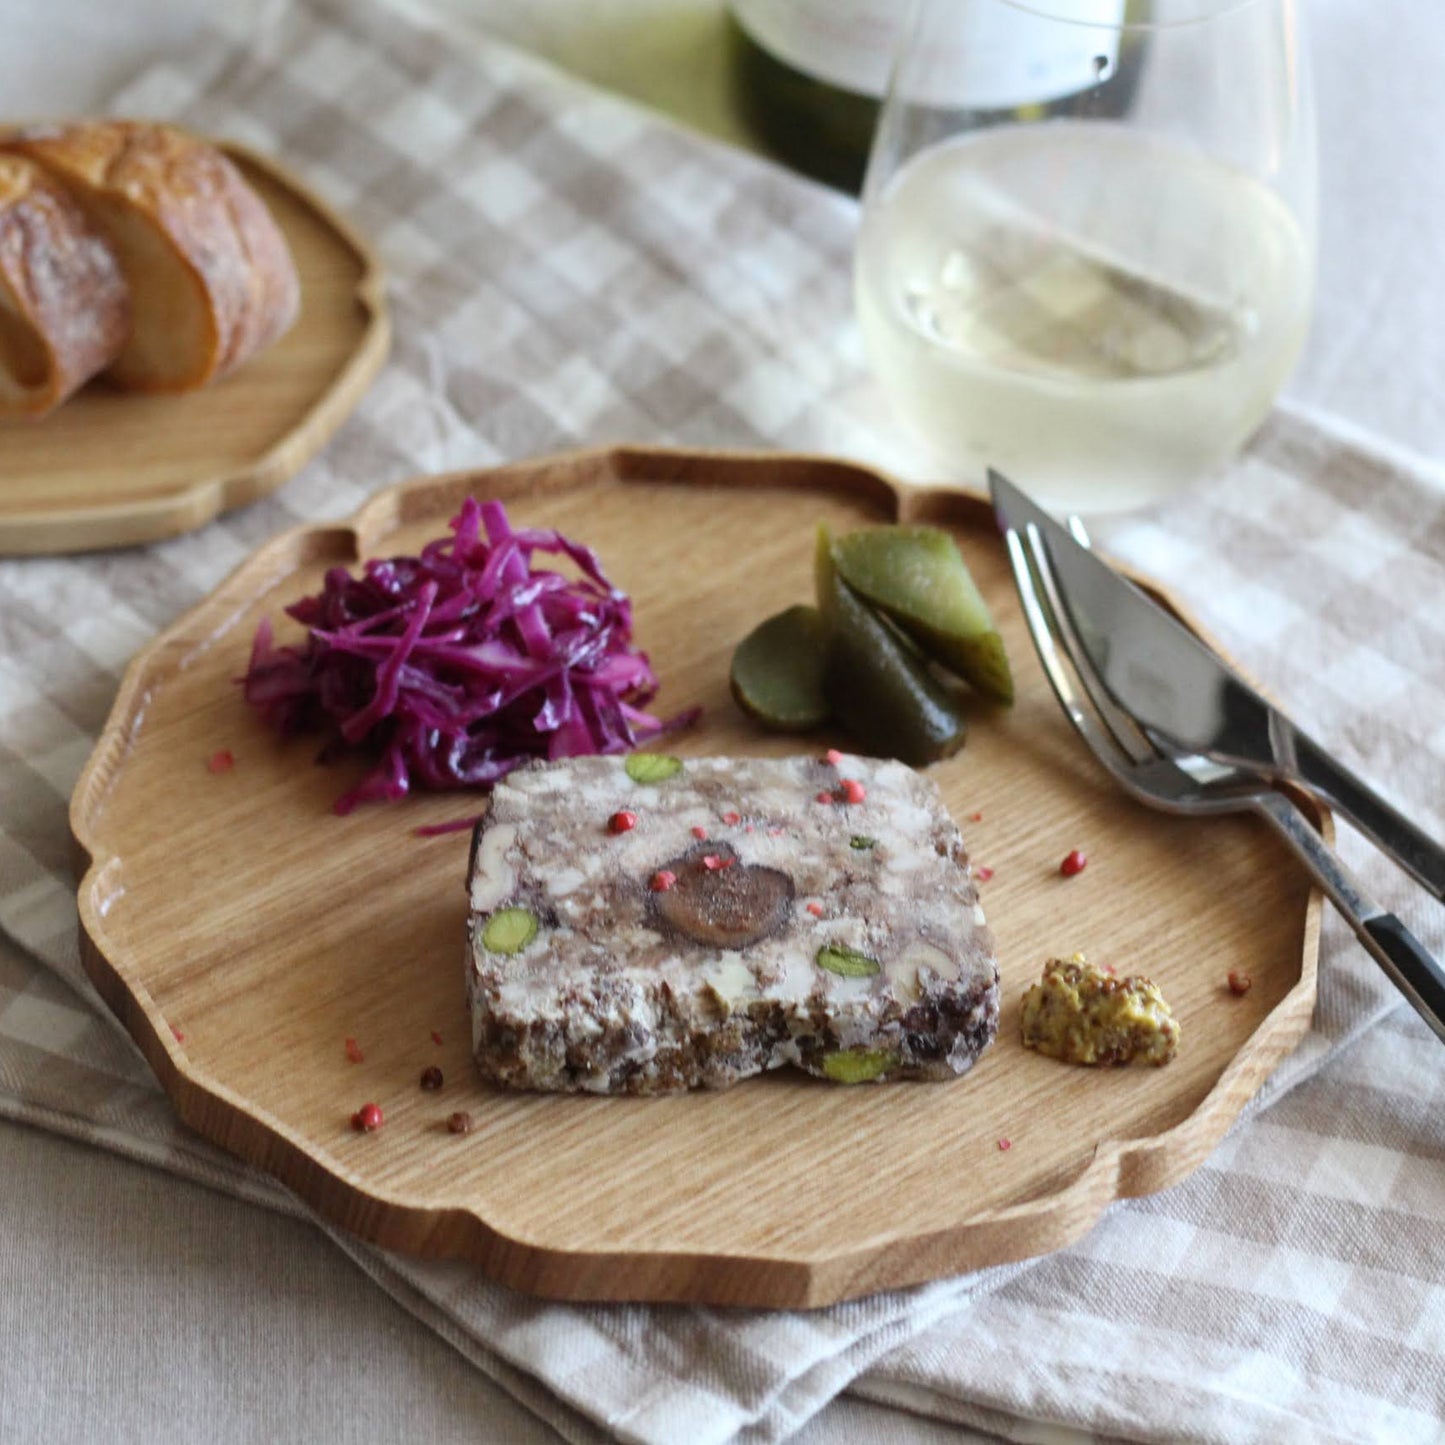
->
<box><xmin>71</xmin><ymin>447</ymin><xmax>1322</xmax><ymax>1308</ymax></box>
<box><xmin>0</xmin><ymin>141</ymin><xmax>388</xmax><ymax>555</ymax></box>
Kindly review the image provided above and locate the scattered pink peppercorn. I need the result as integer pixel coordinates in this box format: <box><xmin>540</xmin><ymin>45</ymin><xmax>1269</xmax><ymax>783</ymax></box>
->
<box><xmin>997</xmin><ymin>1137</ymin><xmax>1012</xmax><ymax>1152</ymax></box>
<box><xmin>702</xmin><ymin>854</ymin><xmax>734</xmax><ymax>871</ymax></box>
<box><xmin>839</xmin><ymin>778</ymin><xmax>866</xmax><ymax>805</ymax></box>
<box><xmin>806</xmin><ymin>902</ymin><xmax>824</xmax><ymax>917</ymax></box>
<box><xmin>825</xmin><ymin>748</ymin><xmax>845</xmax><ymax>766</ymax></box>
<box><xmin>691</xmin><ymin>825</ymin><xmax>708</xmax><ymax>840</ymax></box>
<box><xmin>969</xmin><ymin>811</ymin><xmax>983</xmax><ymax>823</ymax></box>
<box><xmin>608</xmin><ymin>810</ymin><xmax>638</xmax><ymax>835</ymax></box>
<box><xmin>722</xmin><ymin>811</ymin><xmax>742</xmax><ymax>826</ymax></box>
<box><xmin>351</xmin><ymin>1103</ymin><xmax>384</xmax><ymax>1133</ymax></box>
<box><xmin>1059</xmin><ymin>849</ymin><xmax>1088</xmax><ymax>877</ymax></box>
<box><xmin>744</xmin><ymin>824</ymin><xmax>755</xmax><ymax>834</ymax></box>
<box><xmin>171</xmin><ymin>1025</ymin><xmax>185</xmax><ymax>1044</ymax></box>
<box><xmin>420</xmin><ymin>1066</ymin><xmax>444</xmax><ymax>1091</ymax></box>
<box><xmin>430</xmin><ymin>1029</ymin><xmax>443</xmax><ymax>1046</ymax></box>
<box><xmin>974</xmin><ymin>865</ymin><xmax>995</xmax><ymax>882</ymax></box>
<box><xmin>207</xmin><ymin>748</ymin><xmax>235</xmax><ymax>774</ymax></box>
<box><xmin>767</xmin><ymin>827</ymin><xmax>785</xmax><ymax>837</ymax></box>
<box><xmin>447</xmin><ymin>1111</ymin><xmax>474</xmax><ymax>1135</ymax></box>
<box><xmin>816</xmin><ymin>790</ymin><xmax>835</xmax><ymax>804</ymax></box>
<box><xmin>650</xmin><ymin>870</ymin><xmax>677</xmax><ymax>892</ymax></box>
<box><xmin>344</xmin><ymin>1036</ymin><xmax>364</xmax><ymax>1064</ymax></box>
<box><xmin>1227</xmin><ymin>971</ymin><xmax>1253</xmax><ymax>996</ymax></box>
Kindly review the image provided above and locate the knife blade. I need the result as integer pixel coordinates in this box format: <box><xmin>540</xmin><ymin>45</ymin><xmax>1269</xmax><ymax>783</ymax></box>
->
<box><xmin>989</xmin><ymin>469</ymin><xmax>1445</xmax><ymax>904</ymax></box>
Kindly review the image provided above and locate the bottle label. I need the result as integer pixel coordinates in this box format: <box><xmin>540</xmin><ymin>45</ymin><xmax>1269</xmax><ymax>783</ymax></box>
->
<box><xmin>731</xmin><ymin>0</ymin><xmax>1124</xmax><ymax>106</ymax></box>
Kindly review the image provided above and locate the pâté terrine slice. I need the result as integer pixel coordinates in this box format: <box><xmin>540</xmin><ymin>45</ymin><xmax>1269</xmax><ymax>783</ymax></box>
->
<box><xmin>466</xmin><ymin>752</ymin><xmax>999</xmax><ymax>1094</ymax></box>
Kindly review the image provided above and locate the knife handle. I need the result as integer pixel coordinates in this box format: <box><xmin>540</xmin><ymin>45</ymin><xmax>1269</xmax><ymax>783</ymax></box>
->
<box><xmin>1253</xmin><ymin>791</ymin><xmax>1445</xmax><ymax>1044</ymax></box>
<box><xmin>1362</xmin><ymin>915</ymin><xmax>1445</xmax><ymax>1041</ymax></box>
<box><xmin>1292</xmin><ymin>732</ymin><xmax>1445</xmax><ymax>904</ymax></box>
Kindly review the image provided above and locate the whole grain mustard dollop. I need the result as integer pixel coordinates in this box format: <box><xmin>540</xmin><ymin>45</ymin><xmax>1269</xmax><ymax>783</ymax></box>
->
<box><xmin>1020</xmin><ymin>953</ymin><xmax>1179</xmax><ymax>1067</ymax></box>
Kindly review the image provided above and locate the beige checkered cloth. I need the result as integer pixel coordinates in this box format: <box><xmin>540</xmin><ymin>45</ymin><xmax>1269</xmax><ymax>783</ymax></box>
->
<box><xmin>2</xmin><ymin>1</ymin><xmax>1444</xmax><ymax>1440</ymax></box>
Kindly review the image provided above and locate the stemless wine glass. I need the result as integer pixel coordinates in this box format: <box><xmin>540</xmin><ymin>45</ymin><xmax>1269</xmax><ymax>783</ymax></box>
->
<box><xmin>855</xmin><ymin>0</ymin><xmax>1316</xmax><ymax>513</ymax></box>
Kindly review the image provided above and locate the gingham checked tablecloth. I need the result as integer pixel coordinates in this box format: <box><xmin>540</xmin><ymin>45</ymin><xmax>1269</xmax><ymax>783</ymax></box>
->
<box><xmin>2</xmin><ymin>1</ymin><xmax>1443</xmax><ymax>1440</ymax></box>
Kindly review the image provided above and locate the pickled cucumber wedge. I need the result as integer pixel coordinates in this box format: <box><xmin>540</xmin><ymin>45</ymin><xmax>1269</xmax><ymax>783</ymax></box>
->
<box><xmin>729</xmin><ymin>605</ymin><xmax>830</xmax><ymax>731</ymax></box>
<box><xmin>816</xmin><ymin>526</ymin><xmax>968</xmax><ymax>765</ymax></box>
<box><xmin>833</xmin><ymin>526</ymin><xmax>1013</xmax><ymax>704</ymax></box>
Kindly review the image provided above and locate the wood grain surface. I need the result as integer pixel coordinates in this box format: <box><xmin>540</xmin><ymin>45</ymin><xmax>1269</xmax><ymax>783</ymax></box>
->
<box><xmin>0</xmin><ymin>142</ymin><xmax>388</xmax><ymax>555</ymax></box>
<box><xmin>71</xmin><ymin>448</ymin><xmax>1323</xmax><ymax>1309</ymax></box>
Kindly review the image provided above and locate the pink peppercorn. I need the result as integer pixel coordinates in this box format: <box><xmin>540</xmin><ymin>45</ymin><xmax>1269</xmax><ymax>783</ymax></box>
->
<box><xmin>650</xmin><ymin>870</ymin><xmax>677</xmax><ymax>892</ymax></box>
<box><xmin>816</xmin><ymin>790</ymin><xmax>834</xmax><ymax>804</ymax></box>
<box><xmin>839</xmin><ymin>778</ymin><xmax>866</xmax><ymax>805</ymax></box>
<box><xmin>825</xmin><ymin>749</ymin><xmax>845</xmax><ymax>766</ymax></box>
<box><xmin>207</xmin><ymin>749</ymin><xmax>235</xmax><ymax>774</ymax></box>
<box><xmin>691</xmin><ymin>825</ymin><xmax>708</xmax><ymax>840</ymax></box>
<box><xmin>344</xmin><ymin>1036</ymin><xmax>364</xmax><ymax>1064</ymax></box>
<box><xmin>997</xmin><ymin>1137</ymin><xmax>1012</xmax><ymax>1152</ymax></box>
<box><xmin>806</xmin><ymin>902</ymin><xmax>824</xmax><ymax>917</ymax></box>
<box><xmin>1059</xmin><ymin>849</ymin><xmax>1088</xmax><ymax>878</ymax></box>
<box><xmin>608</xmin><ymin>810</ymin><xmax>638</xmax><ymax>835</ymax></box>
<box><xmin>430</xmin><ymin>1029</ymin><xmax>443</xmax><ymax>1046</ymax></box>
<box><xmin>702</xmin><ymin>854</ymin><xmax>734</xmax><ymax>871</ymax></box>
<box><xmin>975</xmin><ymin>865</ymin><xmax>995</xmax><ymax>882</ymax></box>
<box><xmin>722</xmin><ymin>811</ymin><xmax>741</xmax><ymax>826</ymax></box>
<box><xmin>352</xmin><ymin>1103</ymin><xmax>384</xmax><ymax>1133</ymax></box>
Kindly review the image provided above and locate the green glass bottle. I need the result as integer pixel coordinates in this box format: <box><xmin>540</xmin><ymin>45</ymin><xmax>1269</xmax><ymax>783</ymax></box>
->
<box><xmin>727</xmin><ymin>0</ymin><xmax>1148</xmax><ymax>194</ymax></box>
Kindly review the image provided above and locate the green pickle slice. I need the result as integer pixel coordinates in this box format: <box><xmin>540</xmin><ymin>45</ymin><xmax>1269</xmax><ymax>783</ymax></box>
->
<box><xmin>625</xmin><ymin>753</ymin><xmax>683</xmax><ymax>784</ymax></box>
<box><xmin>729</xmin><ymin>604</ymin><xmax>831</xmax><ymax>731</ymax></box>
<box><xmin>833</xmin><ymin>526</ymin><xmax>1014</xmax><ymax>704</ymax></box>
<box><xmin>481</xmin><ymin>907</ymin><xmax>538</xmax><ymax>955</ymax></box>
<box><xmin>816</xmin><ymin>943</ymin><xmax>882</xmax><ymax>978</ymax></box>
<box><xmin>816</xmin><ymin>526</ymin><xmax>968</xmax><ymax>766</ymax></box>
<box><xmin>821</xmin><ymin>1047</ymin><xmax>899</xmax><ymax>1084</ymax></box>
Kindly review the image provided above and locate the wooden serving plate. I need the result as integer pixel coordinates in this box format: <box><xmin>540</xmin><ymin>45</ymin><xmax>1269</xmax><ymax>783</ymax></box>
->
<box><xmin>0</xmin><ymin>142</ymin><xmax>389</xmax><ymax>555</ymax></box>
<box><xmin>72</xmin><ymin>448</ymin><xmax>1322</xmax><ymax>1309</ymax></box>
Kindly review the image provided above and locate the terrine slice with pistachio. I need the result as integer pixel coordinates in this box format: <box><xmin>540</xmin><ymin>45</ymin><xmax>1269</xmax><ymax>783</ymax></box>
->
<box><xmin>465</xmin><ymin>752</ymin><xmax>1000</xmax><ymax>1094</ymax></box>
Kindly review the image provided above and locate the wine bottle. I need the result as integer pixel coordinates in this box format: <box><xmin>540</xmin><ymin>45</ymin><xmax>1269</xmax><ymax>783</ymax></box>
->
<box><xmin>727</xmin><ymin>0</ymin><xmax>1147</xmax><ymax>195</ymax></box>
<box><xmin>726</xmin><ymin>0</ymin><xmax>894</xmax><ymax>193</ymax></box>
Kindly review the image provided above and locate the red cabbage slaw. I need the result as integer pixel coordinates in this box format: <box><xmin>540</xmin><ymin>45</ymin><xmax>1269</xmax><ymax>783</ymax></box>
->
<box><xmin>243</xmin><ymin>498</ymin><xmax>698</xmax><ymax>814</ymax></box>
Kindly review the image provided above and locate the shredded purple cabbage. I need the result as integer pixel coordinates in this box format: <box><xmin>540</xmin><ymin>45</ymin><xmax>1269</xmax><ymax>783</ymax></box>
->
<box><xmin>243</xmin><ymin>498</ymin><xmax>699</xmax><ymax>814</ymax></box>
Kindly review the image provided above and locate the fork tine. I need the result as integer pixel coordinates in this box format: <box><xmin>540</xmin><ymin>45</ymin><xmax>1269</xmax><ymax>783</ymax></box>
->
<box><xmin>1021</xmin><ymin>522</ymin><xmax>1158</xmax><ymax>768</ymax></box>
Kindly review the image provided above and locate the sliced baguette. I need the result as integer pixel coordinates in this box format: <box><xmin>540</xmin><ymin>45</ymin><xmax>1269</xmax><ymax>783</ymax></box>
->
<box><xmin>4</xmin><ymin>121</ymin><xmax>300</xmax><ymax>392</ymax></box>
<box><xmin>0</xmin><ymin>154</ymin><xmax>130</xmax><ymax>418</ymax></box>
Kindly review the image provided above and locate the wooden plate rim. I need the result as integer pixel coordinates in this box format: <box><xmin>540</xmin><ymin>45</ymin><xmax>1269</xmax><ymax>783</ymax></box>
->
<box><xmin>69</xmin><ymin>446</ymin><xmax>1325</xmax><ymax>1308</ymax></box>
<box><xmin>0</xmin><ymin>138</ymin><xmax>391</xmax><ymax>555</ymax></box>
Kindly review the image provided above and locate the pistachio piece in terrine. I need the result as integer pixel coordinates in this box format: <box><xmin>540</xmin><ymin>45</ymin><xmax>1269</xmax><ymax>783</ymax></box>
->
<box><xmin>466</xmin><ymin>752</ymin><xmax>999</xmax><ymax>1094</ymax></box>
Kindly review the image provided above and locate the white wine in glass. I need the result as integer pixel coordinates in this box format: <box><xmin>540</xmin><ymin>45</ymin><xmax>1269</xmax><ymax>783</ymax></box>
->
<box><xmin>855</xmin><ymin>0</ymin><xmax>1316</xmax><ymax>513</ymax></box>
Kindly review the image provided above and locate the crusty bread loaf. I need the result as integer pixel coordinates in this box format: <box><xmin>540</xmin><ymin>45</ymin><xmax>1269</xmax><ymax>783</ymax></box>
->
<box><xmin>0</xmin><ymin>154</ymin><xmax>130</xmax><ymax>418</ymax></box>
<box><xmin>3</xmin><ymin>121</ymin><xmax>300</xmax><ymax>392</ymax></box>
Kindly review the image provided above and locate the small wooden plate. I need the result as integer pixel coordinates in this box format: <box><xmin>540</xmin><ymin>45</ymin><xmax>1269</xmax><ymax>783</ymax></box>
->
<box><xmin>0</xmin><ymin>142</ymin><xmax>389</xmax><ymax>555</ymax></box>
<box><xmin>72</xmin><ymin>448</ymin><xmax>1322</xmax><ymax>1309</ymax></box>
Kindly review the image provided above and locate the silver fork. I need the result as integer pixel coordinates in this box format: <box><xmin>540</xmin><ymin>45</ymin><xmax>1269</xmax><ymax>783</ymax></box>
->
<box><xmin>1006</xmin><ymin>518</ymin><xmax>1445</xmax><ymax>1044</ymax></box>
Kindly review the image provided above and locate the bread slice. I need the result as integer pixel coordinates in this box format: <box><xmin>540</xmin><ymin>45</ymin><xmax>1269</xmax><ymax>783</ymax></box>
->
<box><xmin>0</xmin><ymin>154</ymin><xmax>129</xmax><ymax>418</ymax></box>
<box><xmin>3</xmin><ymin>121</ymin><xmax>299</xmax><ymax>392</ymax></box>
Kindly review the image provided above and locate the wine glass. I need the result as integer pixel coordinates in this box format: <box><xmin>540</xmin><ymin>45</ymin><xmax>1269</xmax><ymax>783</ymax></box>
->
<box><xmin>855</xmin><ymin>0</ymin><xmax>1317</xmax><ymax>514</ymax></box>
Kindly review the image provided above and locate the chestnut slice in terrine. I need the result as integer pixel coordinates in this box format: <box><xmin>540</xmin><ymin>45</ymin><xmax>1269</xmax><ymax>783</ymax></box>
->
<box><xmin>466</xmin><ymin>753</ymin><xmax>999</xmax><ymax>1094</ymax></box>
